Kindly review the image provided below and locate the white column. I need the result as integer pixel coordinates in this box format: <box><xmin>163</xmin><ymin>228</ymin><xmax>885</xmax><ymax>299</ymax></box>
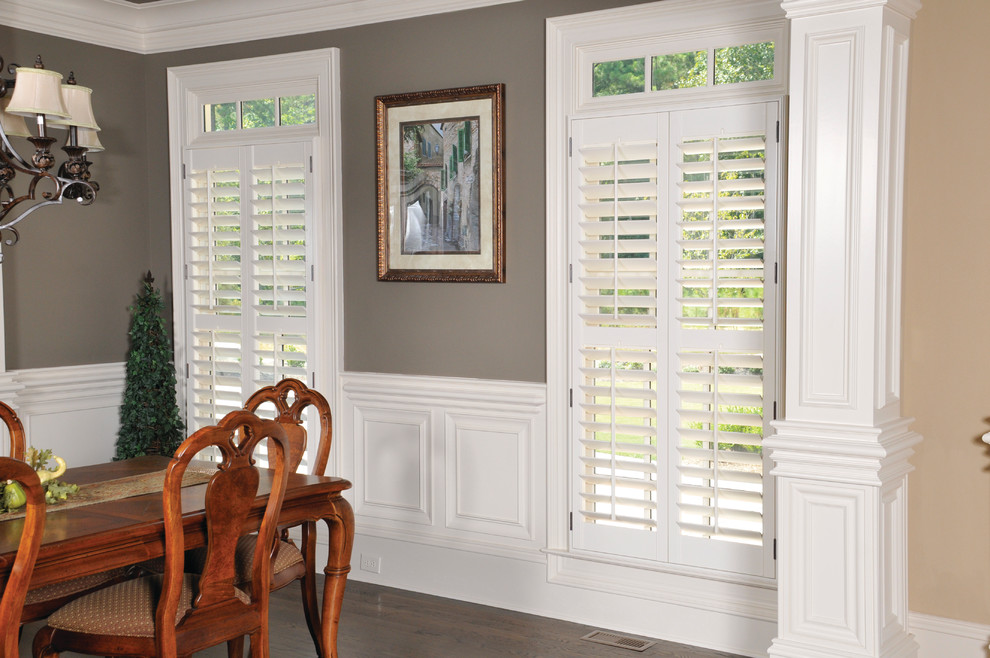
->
<box><xmin>766</xmin><ymin>1</ymin><xmax>921</xmax><ymax>656</ymax></box>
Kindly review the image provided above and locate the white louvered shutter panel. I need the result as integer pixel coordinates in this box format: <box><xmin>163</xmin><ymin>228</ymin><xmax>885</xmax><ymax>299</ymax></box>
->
<box><xmin>570</xmin><ymin>114</ymin><xmax>666</xmax><ymax>560</ymax></box>
<box><xmin>667</xmin><ymin>103</ymin><xmax>777</xmax><ymax>576</ymax></box>
<box><xmin>568</xmin><ymin>104</ymin><xmax>777</xmax><ymax>577</ymax></box>
<box><xmin>249</xmin><ymin>143</ymin><xmax>311</xmax><ymax>388</ymax></box>
<box><xmin>184</xmin><ymin>143</ymin><xmax>316</xmax><ymax>467</ymax></box>
<box><xmin>248</xmin><ymin>143</ymin><xmax>314</xmax><ymax>469</ymax></box>
<box><xmin>185</xmin><ymin>147</ymin><xmax>245</xmax><ymax>431</ymax></box>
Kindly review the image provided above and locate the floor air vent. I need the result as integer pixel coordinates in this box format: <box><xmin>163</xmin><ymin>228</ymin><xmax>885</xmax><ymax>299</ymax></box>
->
<box><xmin>580</xmin><ymin>630</ymin><xmax>656</xmax><ymax>652</ymax></box>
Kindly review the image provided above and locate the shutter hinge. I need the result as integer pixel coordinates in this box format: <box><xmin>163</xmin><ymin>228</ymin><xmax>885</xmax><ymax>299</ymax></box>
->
<box><xmin>184</xmin><ymin>263</ymin><xmax>189</xmax><ymax>280</ymax></box>
<box><xmin>182</xmin><ymin>163</ymin><xmax>187</xmax><ymax>180</ymax></box>
<box><xmin>776</xmin><ymin>121</ymin><xmax>780</xmax><ymax>143</ymax></box>
<box><xmin>185</xmin><ymin>362</ymin><xmax>189</xmax><ymax>379</ymax></box>
<box><xmin>568</xmin><ymin>137</ymin><xmax>572</xmax><ymax>157</ymax></box>
<box><xmin>311</xmin><ymin>264</ymin><xmax>315</xmax><ymax>282</ymax></box>
<box><xmin>773</xmin><ymin>538</ymin><xmax>777</xmax><ymax>560</ymax></box>
<box><xmin>309</xmin><ymin>155</ymin><xmax>313</xmax><ymax>173</ymax></box>
<box><xmin>774</xmin><ymin>261</ymin><xmax>778</xmax><ymax>284</ymax></box>
<box><xmin>773</xmin><ymin>401</ymin><xmax>777</xmax><ymax>420</ymax></box>
<box><xmin>568</xmin><ymin>263</ymin><xmax>573</xmax><ymax>283</ymax></box>
<box><xmin>311</xmin><ymin>371</ymin><xmax>316</xmax><ymax>387</ymax></box>
<box><xmin>569</xmin><ymin>388</ymin><xmax>573</xmax><ymax>408</ymax></box>
<box><xmin>569</xmin><ymin>512</ymin><xmax>573</xmax><ymax>531</ymax></box>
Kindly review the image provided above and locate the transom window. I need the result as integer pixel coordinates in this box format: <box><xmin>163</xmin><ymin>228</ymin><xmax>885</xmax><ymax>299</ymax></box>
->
<box><xmin>204</xmin><ymin>93</ymin><xmax>317</xmax><ymax>132</ymax></box>
<box><xmin>593</xmin><ymin>41</ymin><xmax>776</xmax><ymax>97</ymax></box>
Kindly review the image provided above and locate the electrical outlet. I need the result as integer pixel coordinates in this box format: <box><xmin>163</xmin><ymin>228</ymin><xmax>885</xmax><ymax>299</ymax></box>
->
<box><xmin>360</xmin><ymin>554</ymin><xmax>382</xmax><ymax>574</ymax></box>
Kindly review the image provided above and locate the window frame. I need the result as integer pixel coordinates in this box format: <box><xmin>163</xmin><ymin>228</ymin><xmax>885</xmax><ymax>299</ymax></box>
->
<box><xmin>167</xmin><ymin>49</ymin><xmax>343</xmax><ymax>472</ymax></box>
<box><xmin>546</xmin><ymin>0</ymin><xmax>787</xmax><ymax>589</ymax></box>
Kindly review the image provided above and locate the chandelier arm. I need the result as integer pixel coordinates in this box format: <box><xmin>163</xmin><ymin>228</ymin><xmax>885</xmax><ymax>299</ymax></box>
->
<box><xmin>0</xmin><ymin>127</ymin><xmax>34</xmax><ymax>172</ymax></box>
<box><xmin>0</xmin><ymin>196</ymin><xmax>64</xmax><ymax>233</ymax></box>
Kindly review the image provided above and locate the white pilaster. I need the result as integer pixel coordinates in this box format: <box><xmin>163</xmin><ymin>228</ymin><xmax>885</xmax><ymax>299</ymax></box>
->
<box><xmin>766</xmin><ymin>1</ymin><xmax>921</xmax><ymax>656</ymax></box>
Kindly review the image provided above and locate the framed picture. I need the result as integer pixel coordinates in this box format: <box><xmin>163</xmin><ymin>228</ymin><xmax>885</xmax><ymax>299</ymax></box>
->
<box><xmin>376</xmin><ymin>84</ymin><xmax>505</xmax><ymax>282</ymax></box>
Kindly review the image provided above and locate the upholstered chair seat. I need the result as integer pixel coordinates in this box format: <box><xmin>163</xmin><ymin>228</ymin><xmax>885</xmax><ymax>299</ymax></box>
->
<box><xmin>188</xmin><ymin>535</ymin><xmax>305</xmax><ymax>585</ymax></box>
<box><xmin>44</xmin><ymin>573</ymin><xmax>251</xmax><ymax>637</ymax></box>
<box><xmin>23</xmin><ymin>568</ymin><xmax>131</xmax><ymax>611</ymax></box>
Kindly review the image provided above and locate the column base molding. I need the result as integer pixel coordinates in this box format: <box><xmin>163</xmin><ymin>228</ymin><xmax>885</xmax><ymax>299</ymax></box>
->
<box><xmin>768</xmin><ymin>631</ymin><xmax>919</xmax><ymax>658</ymax></box>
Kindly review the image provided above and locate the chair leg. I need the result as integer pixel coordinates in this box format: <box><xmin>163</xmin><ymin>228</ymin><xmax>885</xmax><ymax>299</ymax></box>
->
<box><xmin>227</xmin><ymin>636</ymin><xmax>245</xmax><ymax>658</ymax></box>
<box><xmin>248</xmin><ymin>631</ymin><xmax>266</xmax><ymax>658</ymax></box>
<box><xmin>31</xmin><ymin>625</ymin><xmax>59</xmax><ymax>658</ymax></box>
<box><xmin>300</xmin><ymin>520</ymin><xmax>323</xmax><ymax>657</ymax></box>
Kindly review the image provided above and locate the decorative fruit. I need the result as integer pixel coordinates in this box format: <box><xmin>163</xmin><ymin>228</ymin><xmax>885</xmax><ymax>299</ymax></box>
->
<box><xmin>3</xmin><ymin>481</ymin><xmax>26</xmax><ymax>509</ymax></box>
<box><xmin>35</xmin><ymin>456</ymin><xmax>66</xmax><ymax>485</ymax></box>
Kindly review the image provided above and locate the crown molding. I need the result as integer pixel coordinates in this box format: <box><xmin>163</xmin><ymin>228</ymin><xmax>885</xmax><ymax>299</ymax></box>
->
<box><xmin>0</xmin><ymin>0</ymin><xmax>525</xmax><ymax>54</ymax></box>
<box><xmin>780</xmin><ymin>0</ymin><xmax>922</xmax><ymax>20</ymax></box>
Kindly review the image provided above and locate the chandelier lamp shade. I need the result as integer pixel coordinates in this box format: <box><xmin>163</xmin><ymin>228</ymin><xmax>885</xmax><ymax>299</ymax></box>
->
<box><xmin>0</xmin><ymin>54</ymin><xmax>102</xmax><ymax>259</ymax></box>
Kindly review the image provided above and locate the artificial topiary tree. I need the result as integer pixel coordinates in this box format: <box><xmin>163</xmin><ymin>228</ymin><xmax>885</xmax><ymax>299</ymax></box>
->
<box><xmin>114</xmin><ymin>272</ymin><xmax>184</xmax><ymax>460</ymax></box>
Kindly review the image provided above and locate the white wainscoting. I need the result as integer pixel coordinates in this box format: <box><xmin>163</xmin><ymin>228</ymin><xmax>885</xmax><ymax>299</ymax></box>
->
<box><xmin>340</xmin><ymin>371</ymin><xmax>547</xmax><ymax>560</ymax></box>
<box><xmin>0</xmin><ymin>363</ymin><xmax>125</xmax><ymax>464</ymax></box>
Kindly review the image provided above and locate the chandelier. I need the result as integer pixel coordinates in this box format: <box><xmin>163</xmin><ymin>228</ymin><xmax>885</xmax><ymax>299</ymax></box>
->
<box><xmin>0</xmin><ymin>55</ymin><xmax>102</xmax><ymax>259</ymax></box>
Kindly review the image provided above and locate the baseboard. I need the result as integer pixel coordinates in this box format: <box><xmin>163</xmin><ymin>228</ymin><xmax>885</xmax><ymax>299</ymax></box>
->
<box><xmin>910</xmin><ymin>612</ymin><xmax>990</xmax><ymax>658</ymax></box>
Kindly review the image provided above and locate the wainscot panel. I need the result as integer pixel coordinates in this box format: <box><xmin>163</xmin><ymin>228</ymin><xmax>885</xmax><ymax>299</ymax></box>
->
<box><xmin>1</xmin><ymin>363</ymin><xmax>125</xmax><ymax>465</ymax></box>
<box><xmin>340</xmin><ymin>371</ymin><xmax>547</xmax><ymax>558</ymax></box>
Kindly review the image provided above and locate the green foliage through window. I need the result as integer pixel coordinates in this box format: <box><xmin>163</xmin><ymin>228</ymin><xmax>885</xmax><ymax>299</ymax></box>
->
<box><xmin>652</xmin><ymin>51</ymin><xmax>707</xmax><ymax>90</ymax></box>
<box><xmin>715</xmin><ymin>42</ymin><xmax>775</xmax><ymax>85</ymax></box>
<box><xmin>591</xmin><ymin>41</ymin><xmax>775</xmax><ymax>98</ymax></box>
<box><xmin>203</xmin><ymin>93</ymin><xmax>317</xmax><ymax>132</ymax></box>
<box><xmin>593</xmin><ymin>58</ymin><xmax>646</xmax><ymax>97</ymax></box>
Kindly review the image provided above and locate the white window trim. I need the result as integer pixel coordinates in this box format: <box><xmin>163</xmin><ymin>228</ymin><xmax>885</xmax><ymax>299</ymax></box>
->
<box><xmin>545</xmin><ymin>0</ymin><xmax>787</xmax><ymax>589</ymax></box>
<box><xmin>167</xmin><ymin>48</ymin><xmax>343</xmax><ymax>473</ymax></box>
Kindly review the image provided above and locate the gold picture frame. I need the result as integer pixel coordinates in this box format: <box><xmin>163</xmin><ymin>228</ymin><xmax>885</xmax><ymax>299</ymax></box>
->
<box><xmin>375</xmin><ymin>84</ymin><xmax>505</xmax><ymax>282</ymax></box>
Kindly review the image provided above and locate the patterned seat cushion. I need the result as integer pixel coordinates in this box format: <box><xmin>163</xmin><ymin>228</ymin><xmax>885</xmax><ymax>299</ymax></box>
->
<box><xmin>134</xmin><ymin>537</ymin><xmax>302</xmax><ymax>584</ymax></box>
<box><xmin>47</xmin><ymin>573</ymin><xmax>250</xmax><ymax>638</ymax></box>
<box><xmin>24</xmin><ymin>567</ymin><xmax>129</xmax><ymax>605</ymax></box>
<box><xmin>186</xmin><ymin>536</ymin><xmax>303</xmax><ymax>583</ymax></box>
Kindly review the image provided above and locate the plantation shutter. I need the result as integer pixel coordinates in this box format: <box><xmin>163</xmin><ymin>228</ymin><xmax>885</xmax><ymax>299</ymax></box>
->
<box><xmin>250</xmin><ymin>144</ymin><xmax>311</xmax><ymax>389</ymax></box>
<box><xmin>186</xmin><ymin>147</ymin><xmax>245</xmax><ymax>430</ymax></box>
<box><xmin>570</xmin><ymin>113</ymin><xmax>666</xmax><ymax>561</ymax></box>
<box><xmin>184</xmin><ymin>142</ymin><xmax>315</xmax><ymax>460</ymax></box>
<box><xmin>569</xmin><ymin>103</ymin><xmax>777</xmax><ymax>577</ymax></box>
<box><xmin>666</xmin><ymin>103</ymin><xmax>776</xmax><ymax>576</ymax></box>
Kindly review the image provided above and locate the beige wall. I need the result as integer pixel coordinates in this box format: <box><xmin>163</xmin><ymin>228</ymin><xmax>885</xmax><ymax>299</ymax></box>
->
<box><xmin>904</xmin><ymin>0</ymin><xmax>990</xmax><ymax>623</ymax></box>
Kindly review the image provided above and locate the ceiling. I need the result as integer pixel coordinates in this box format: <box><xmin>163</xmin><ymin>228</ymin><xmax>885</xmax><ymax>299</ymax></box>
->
<box><xmin>2</xmin><ymin>0</ymin><xmax>524</xmax><ymax>54</ymax></box>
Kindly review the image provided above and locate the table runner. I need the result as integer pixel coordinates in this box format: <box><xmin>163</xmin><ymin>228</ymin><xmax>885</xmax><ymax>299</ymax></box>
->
<box><xmin>0</xmin><ymin>465</ymin><xmax>216</xmax><ymax>521</ymax></box>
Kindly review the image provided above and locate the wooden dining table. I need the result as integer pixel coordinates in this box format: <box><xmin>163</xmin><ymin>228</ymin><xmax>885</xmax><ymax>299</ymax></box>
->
<box><xmin>0</xmin><ymin>455</ymin><xmax>354</xmax><ymax>658</ymax></box>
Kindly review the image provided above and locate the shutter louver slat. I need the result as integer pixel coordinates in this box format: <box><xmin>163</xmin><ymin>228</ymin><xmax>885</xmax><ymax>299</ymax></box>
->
<box><xmin>251</xmin><ymin>159</ymin><xmax>309</xmax><ymax>320</ymax></box>
<box><xmin>577</xmin><ymin>139</ymin><xmax>659</xmax><ymax>330</ymax></box>
<box><xmin>675</xmin><ymin>133</ymin><xmax>766</xmax><ymax>332</ymax></box>
<box><xmin>576</xmin><ymin>346</ymin><xmax>658</xmax><ymax>532</ymax></box>
<box><xmin>674</xmin><ymin>349</ymin><xmax>764</xmax><ymax>546</ymax></box>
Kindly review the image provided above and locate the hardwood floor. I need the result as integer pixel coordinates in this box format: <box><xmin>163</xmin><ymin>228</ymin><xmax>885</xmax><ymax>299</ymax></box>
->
<box><xmin>20</xmin><ymin>577</ymin><xmax>746</xmax><ymax>657</ymax></box>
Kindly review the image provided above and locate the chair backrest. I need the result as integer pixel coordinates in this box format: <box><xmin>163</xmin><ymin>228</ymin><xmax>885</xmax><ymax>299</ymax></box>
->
<box><xmin>244</xmin><ymin>378</ymin><xmax>332</xmax><ymax>476</ymax></box>
<box><xmin>0</xmin><ymin>457</ymin><xmax>44</xmax><ymax>658</ymax></box>
<box><xmin>0</xmin><ymin>402</ymin><xmax>25</xmax><ymax>461</ymax></box>
<box><xmin>155</xmin><ymin>409</ymin><xmax>289</xmax><ymax>654</ymax></box>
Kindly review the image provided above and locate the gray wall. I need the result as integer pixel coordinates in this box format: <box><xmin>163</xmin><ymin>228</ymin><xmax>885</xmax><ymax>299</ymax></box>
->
<box><xmin>0</xmin><ymin>27</ymin><xmax>150</xmax><ymax>369</ymax></box>
<box><xmin>5</xmin><ymin>0</ymin><xmax>654</xmax><ymax>380</ymax></box>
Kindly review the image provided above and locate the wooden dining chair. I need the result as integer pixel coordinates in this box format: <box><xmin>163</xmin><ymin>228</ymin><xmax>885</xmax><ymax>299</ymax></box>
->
<box><xmin>0</xmin><ymin>401</ymin><xmax>25</xmax><ymax>461</ymax></box>
<box><xmin>0</xmin><ymin>457</ymin><xmax>45</xmax><ymax>658</ymax></box>
<box><xmin>0</xmin><ymin>400</ymin><xmax>133</xmax><ymax>625</ymax></box>
<box><xmin>32</xmin><ymin>409</ymin><xmax>291</xmax><ymax>658</ymax></box>
<box><xmin>242</xmin><ymin>378</ymin><xmax>332</xmax><ymax>651</ymax></box>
